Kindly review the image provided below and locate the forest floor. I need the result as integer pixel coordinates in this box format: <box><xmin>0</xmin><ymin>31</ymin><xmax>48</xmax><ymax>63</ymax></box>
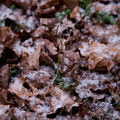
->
<box><xmin>0</xmin><ymin>0</ymin><xmax>120</xmax><ymax>120</ymax></box>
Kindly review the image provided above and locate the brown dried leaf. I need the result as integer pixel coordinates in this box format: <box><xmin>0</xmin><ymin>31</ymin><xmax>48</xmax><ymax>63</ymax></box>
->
<box><xmin>13</xmin><ymin>107</ymin><xmax>49</xmax><ymax>120</ymax></box>
<box><xmin>0</xmin><ymin>44</ymin><xmax>4</xmax><ymax>58</ymax></box>
<box><xmin>62</xmin><ymin>0</ymin><xmax>79</xmax><ymax>10</ymax></box>
<box><xmin>20</xmin><ymin>52</ymin><xmax>29</xmax><ymax>74</ymax></box>
<box><xmin>20</xmin><ymin>44</ymin><xmax>41</xmax><ymax>74</ymax></box>
<box><xmin>70</xmin><ymin>6</ymin><xmax>81</xmax><ymax>23</ymax></box>
<box><xmin>36</xmin><ymin>6</ymin><xmax>56</xmax><ymax>17</ymax></box>
<box><xmin>40</xmin><ymin>51</ymin><xmax>54</xmax><ymax>68</ymax></box>
<box><xmin>91</xmin><ymin>2</ymin><xmax>117</xmax><ymax>14</ymax></box>
<box><xmin>0</xmin><ymin>89</ymin><xmax>23</xmax><ymax>106</ymax></box>
<box><xmin>0</xmin><ymin>64</ymin><xmax>9</xmax><ymax>89</ymax></box>
<box><xmin>40</xmin><ymin>18</ymin><xmax>57</xmax><ymax>26</ymax></box>
<box><xmin>73</xmin><ymin>69</ymin><xmax>111</xmax><ymax>100</ymax></box>
<box><xmin>0</xmin><ymin>90</ymin><xmax>9</xmax><ymax>104</ymax></box>
<box><xmin>0</xmin><ymin>104</ymin><xmax>11</xmax><ymax>119</ymax></box>
<box><xmin>8</xmin><ymin>77</ymin><xmax>43</xmax><ymax>104</ymax></box>
<box><xmin>12</xmin><ymin>0</ymin><xmax>31</xmax><ymax>10</ymax></box>
<box><xmin>44</xmin><ymin>40</ymin><xmax>57</xmax><ymax>57</ymax></box>
<box><xmin>60</xmin><ymin>51</ymin><xmax>80</xmax><ymax>74</ymax></box>
<box><xmin>31</xmin><ymin>26</ymin><xmax>48</xmax><ymax>40</ymax></box>
<box><xmin>8</xmin><ymin>76</ymin><xmax>51</xmax><ymax>114</ymax></box>
<box><xmin>0</xmin><ymin>27</ymin><xmax>18</xmax><ymax>48</ymax></box>
<box><xmin>28</xmin><ymin>44</ymin><xmax>41</xmax><ymax>70</ymax></box>
<box><xmin>83</xmin><ymin>25</ymin><xmax>119</xmax><ymax>44</ymax></box>
<box><xmin>40</xmin><ymin>0</ymin><xmax>59</xmax><ymax>9</ymax></box>
<box><xmin>23</xmin><ymin>65</ymin><xmax>53</xmax><ymax>89</ymax></box>
<box><xmin>50</xmin><ymin>86</ymin><xmax>78</xmax><ymax>112</ymax></box>
<box><xmin>78</xmin><ymin>41</ymin><xmax>120</xmax><ymax>71</ymax></box>
<box><xmin>52</xmin><ymin>18</ymin><xmax>75</xmax><ymax>36</ymax></box>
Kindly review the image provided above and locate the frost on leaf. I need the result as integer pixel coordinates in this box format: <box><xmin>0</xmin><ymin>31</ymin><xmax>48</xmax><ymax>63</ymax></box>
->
<box><xmin>8</xmin><ymin>77</ymin><xmax>43</xmax><ymax>103</ymax></box>
<box><xmin>0</xmin><ymin>0</ymin><xmax>120</xmax><ymax>119</ymax></box>
<box><xmin>60</xmin><ymin>51</ymin><xmax>80</xmax><ymax>74</ymax></box>
<box><xmin>13</xmin><ymin>107</ymin><xmax>47</xmax><ymax>120</ymax></box>
<box><xmin>0</xmin><ymin>105</ymin><xmax>11</xmax><ymax>119</ymax></box>
<box><xmin>20</xmin><ymin>44</ymin><xmax>41</xmax><ymax>74</ymax></box>
<box><xmin>50</xmin><ymin>86</ymin><xmax>79</xmax><ymax>113</ymax></box>
<box><xmin>78</xmin><ymin>41</ymin><xmax>120</xmax><ymax>71</ymax></box>
<box><xmin>91</xmin><ymin>2</ymin><xmax>117</xmax><ymax>14</ymax></box>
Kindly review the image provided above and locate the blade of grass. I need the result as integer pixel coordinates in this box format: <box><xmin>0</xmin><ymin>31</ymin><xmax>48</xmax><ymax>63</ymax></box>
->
<box><xmin>56</xmin><ymin>36</ymin><xmax>62</xmax><ymax>76</ymax></box>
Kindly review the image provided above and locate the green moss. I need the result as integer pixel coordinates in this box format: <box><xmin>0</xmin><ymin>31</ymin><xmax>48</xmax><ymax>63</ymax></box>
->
<box><xmin>79</xmin><ymin>0</ymin><xmax>92</xmax><ymax>17</ymax></box>
<box><xmin>56</xmin><ymin>9</ymin><xmax>71</xmax><ymax>20</ymax></box>
<box><xmin>10</xmin><ymin>4</ymin><xmax>17</xmax><ymax>10</ymax></box>
<box><xmin>95</xmin><ymin>11</ymin><xmax>116</xmax><ymax>25</ymax></box>
<box><xmin>55</xmin><ymin>74</ymin><xmax>73</xmax><ymax>89</ymax></box>
<box><xmin>79</xmin><ymin>0</ymin><xmax>92</xmax><ymax>9</ymax></box>
<box><xmin>5</xmin><ymin>19</ymin><xmax>23</xmax><ymax>32</ymax></box>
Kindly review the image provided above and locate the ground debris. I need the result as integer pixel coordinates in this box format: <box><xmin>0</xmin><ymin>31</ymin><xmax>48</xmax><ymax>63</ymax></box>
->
<box><xmin>0</xmin><ymin>0</ymin><xmax>120</xmax><ymax>119</ymax></box>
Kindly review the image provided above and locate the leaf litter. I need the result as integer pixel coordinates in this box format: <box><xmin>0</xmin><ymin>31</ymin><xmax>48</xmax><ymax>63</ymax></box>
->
<box><xmin>0</xmin><ymin>0</ymin><xmax>120</xmax><ymax>120</ymax></box>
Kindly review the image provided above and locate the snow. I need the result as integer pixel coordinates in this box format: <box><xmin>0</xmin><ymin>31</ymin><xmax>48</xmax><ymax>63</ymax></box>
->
<box><xmin>76</xmin><ymin>13</ymin><xmax>81</xmax><ymax>22</ymax></box>
<box><xmin>113</xmin><ymin>111</ymin><xmax>120</xmax><ymax>119</ymax></box>
<box><xmin>23</xmin><ymin>69</ymin><xmax>50</xmax><ymax>81</ymax></box>
<box><xmin>20</xmin><ymin>0</ymin><xmax>31</xmax><ymax>4</ymax></box>
<box><xmin>76</xmin><ymin>71</ymin><xmax>111</xmax><ymax>98</ymax></box>
<box><xmin>0</xmin><ymin>3</ymin><xmax>35</xmax><ymax>32</ymax></box>
<box><xmin>79</xmin><ymin>42</ymin><xmax>89</xmax><ymax>56</ymax></box>
<box><xmin>64</xmin><ymin>58</ymin><xmax>70</xmax><ymax>65</ymax></box>
<box><xmin>63</xmin><ymin>65</ymin><xmax>68</xmax><ymax>72</ymax></box>
<box><xmin>24</xmin><ymin>71</ymin><xmax>38</xmax><ymax>80</ymax></box>
<box><xmin>84</xmin><ymin>115</ymin><xmax>90</xmax><ymax>120</ymax></box>
<box><xmin>12</xmin><ymin>39</ymin><xmax>35</xmax><ymax>56</ymax></box>
<box><xmin>91</xmin><ymin>43</ymin><xmax>117</xmax><ymax>60</ymax></box>
<box><xmin>51</xmin><ymin>92</ymin><xmax>69</xmax><ymax>111</ymax></box>
<box><xmin>0</xmin><ymin>105</ymin><xmax>10</xmax><ymax>115</ymax></box>
<box><xmin>36</xmin><ymin>105</ymin><xmax>50</xmax><ymax>113</ymax></box>
<box><xmin>0</xmin><ymin>4</ymin><xmax>14</xmax><ymax>20</ymax></box>
<box><xmin>63</xmin><ymin>77</ymin><xmax>72</xmax><ymax>88</ymax></box>
<box><xmin>25</xmin><ymin>17</ymin><xmax>35</xmax><ymax>31</ymax></box>
<box><xmin>96</xmin><ymin>28</ymin><xmax>110</xmax><ymax>37</ymax></box>
<box><xmin>39</xmin><ymin>0</ymin><xmax>46</xmax><ymax>6</ymax></box>
<box><xmin>80</xmin><ymin>41</ymin><xmax>119</xmax><ymax>61</ymax></box>
<box><xmin>51</xmin><ymin>97</ymin><xmax>62</xmax><ymax>111</ymax></box>
<box><xmin>88</xmin><ymin>36</ymin><xmax>94</xmax><ymax>43</ymax></box>
<box><xmin>92</xmin><ymin>2</ymin><xmax>117</xmax><ymax>13</ymax></box>
<box><xmin>30</xmin><ymin>103</ymin><xmax>50</xmax><ymax>113</ymax></box>
<box><xmin>0</xmin><ymin>44</ymin><xmax>4</xmax><ymax>54</ymax></box>
<box><xmin>14</xmin><ymin>107</ymin><xmax>45</xmax><ymax>120</ymax></box>
<box><xmin>29</xmin><ymin>97</ymin><xmax>50</xmax><ymax>113</ymax></box>
<box><xmin>108</xmin><ymin>35</ymin><xmax>120</xmax><ymax>45</ymax></box>
<box><xmin>14</xmin><ymin>108</ymin><xmax>25</xmax><ymax>117</ymax></box>
<box><xmin>9</xmin><ymin>77</ymin><xmax>23</xmax><ymax>92</ymax></box>
<box><xmin>103</xmin><ymin>4</ymin><xmax>116</xmax><ymax>12</ymax></box>
<box><xmin>35</xmin><ymin>39</ymin><xmax>45</xmax><ymax>46</ymax></box>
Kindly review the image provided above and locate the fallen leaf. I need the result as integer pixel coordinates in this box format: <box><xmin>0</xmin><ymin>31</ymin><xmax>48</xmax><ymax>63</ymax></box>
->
<box><xmin>78</xmin><ymin>41</ymin><xmax>120</xmax><ymax>71</ymax></box>
<box><xmin>0</xmin><ymin>27</ymin><xmax>18</xmax><ymax>48</ymax></box>
<box><xmin>50</xmin><ymin>86</ymin><xmax>79</xmax><ymax>112</ymax></box>
<box><xmin>70</xmin><ymin>6</ymin><xmax>81</xmax><ymax>23</ymax></box>
<box><xmin>8</xmin><ymin>77</ymin><xmax>43</xmax><ymax>104</ymax></box>
<box><xmin>0</xmin><ymin>64</ymin><xmax>9</xmax><ymax>89</ymax></box>
<box><xmin>28</xmin><ymin>44</ymin><xmax>41</xmax><ymax>70</ymax></box>
<box><xmin>40</xmin><ymin>51</ymin><xmax>55</xmax><ymax>68</ymax></box>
